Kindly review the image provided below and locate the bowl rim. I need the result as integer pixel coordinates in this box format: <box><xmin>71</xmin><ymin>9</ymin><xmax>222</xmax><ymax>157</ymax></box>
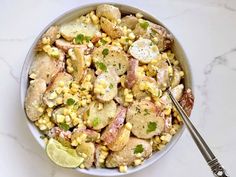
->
<box><xmin>20</xmin><ymin>2</ymin><xmax>194</xmax><ymax>176</ymax></box>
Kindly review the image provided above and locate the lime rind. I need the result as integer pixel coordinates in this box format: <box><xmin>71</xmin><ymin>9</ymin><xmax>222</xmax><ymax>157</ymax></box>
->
<box><xmin>46</xmin><ymin>138</ymin><xmax>84</xmax><ymax>168</ymax></box>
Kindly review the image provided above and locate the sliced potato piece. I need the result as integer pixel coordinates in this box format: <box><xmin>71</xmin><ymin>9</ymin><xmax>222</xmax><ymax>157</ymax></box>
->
<box><xmin>107</xmin><ymin>123</ymin><xmax>131</xmax><ymax>151</ymax></box>
<box><xmin>76</xmin><ymin>142</ymin><xmax>95</xmax><ymax>168</ymax></box>
<box><xmin>60</xmin><ymin>20</ymin><xmax>100</xmax><ymax>41</ymax></box>
<box><xmin>125</xmin><ymin>58</ymin><xmax>138</xmax><ymax>89</ymax></box>
<box><xmin>25</xmin><ymin>79</ymin><xmax>47</xmax><ymax>121</ymax></box>
<box><xmin>55</xmin><ymin>39</ymin><xmax>87</xmax><ymax>52</ymax></box>
<box><xmin>126</xmin><ymin>100</ymin><xmax>164</xmax><ymax>139</ymax></box>
<box><xmin>101</xmin><ymin>106</ymin><xmax>126</xmax><ymax>145</ymax></box>
<box><xmin>85</xmin><ymin>100</ymin><xmax>117</xmax><ymax>130</ymax></box>
<box><xmin>156</xmin><ymin>61</ymin><xmax>170</xmax><ymax>89</ymax></box>
<box><xmin>29</xmin><ymin>52</ymin><xmax>65</xmax><ymax>84</ymax></box>
<box><xmin>100</xmin><ymin>17</ymin><xmax>123</xmax><ymax>39</ymax></box>
<box><xmin>69</xmin><ymin>47</ymin><xmax>85</xmax><ymax>82</ymax></box>
<box><xmin>36</xmin><ymin>26</ymin><xmax>59</xmax><ymax>51</ymax></box>
<box><xmin>94</xmin><ymin>69</ymin><xmax>119</xmax><ymax>102</ymax></box>
<box><xmin>92</xmin><ymin>45</ymin><xmax>128</xmax><ymax>75</ymax></box>
<box><xmin>160</xmin><ymin>84</ymin><xmax>184</xmax><ymax>106</ymax></box>
<box><xmin>120</xmin><ymin>15</ymin><xmax>138</xmax><ymax>30</ymax></box>
<box><xmin>43</xmin><ymin>72</ymin><xmax>73</xmax><ymax>107</ymax></box>
<box><xmin>96</xmin><ymin>4</ymin><xmax>121</xmax><ymax>21</ymax></box>
<box><xmin>129</xmin><ymin>38</ymin><xmax>159</xmax><ymax>63</ymax></box>
<box><xmin>171</xmin><ymin>67</ymin><xmax>182</xmax><ymax>88</ymax></box>
<box><xmin>106</xmin><ymin>137</ymin><xmax>152</xmax><ymax>167</ymax></box>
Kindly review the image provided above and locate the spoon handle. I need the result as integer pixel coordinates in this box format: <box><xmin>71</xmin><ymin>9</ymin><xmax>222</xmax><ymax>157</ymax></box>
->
<box><xmin>167</xmin><ymin>90</ymin><xmax>229</xmax><ymax>177</ymax></box>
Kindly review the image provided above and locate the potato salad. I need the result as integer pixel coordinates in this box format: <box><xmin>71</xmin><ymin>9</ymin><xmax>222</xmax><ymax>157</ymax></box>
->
<box><xmin>25</xmin><ymin>4</ymin><xmax>194</xmax><ymax>173</ymax></box>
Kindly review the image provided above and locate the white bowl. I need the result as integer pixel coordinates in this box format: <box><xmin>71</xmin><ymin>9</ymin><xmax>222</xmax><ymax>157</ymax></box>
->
<box><xmin>20</xmin><ymin>2</ymin><xmax>193</xmax><ymax>176</ymax></box>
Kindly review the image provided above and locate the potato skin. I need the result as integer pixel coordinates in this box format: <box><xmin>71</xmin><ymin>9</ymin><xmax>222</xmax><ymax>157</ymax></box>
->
<box><xmin>29</xmin><ymin>52</ymin><xmax>65</xmax><ymax>84</ymax></box>
<box><xmin>25</xmin><ymin>79</ymin><xmax>47</xmax><ymax>121</ymax></box>
<box><xmin>96</xmin><ymin>4</ymin><xmax>121</xmax><ymax>21</ymax></box>
<box><xmin>101</xmin><ymin>106</ymin><xmax>126</xmax><ymax>145</ymax></box>
<box><xmin>126</xmin><ymin>100</ymin><xmax>165</xmax><ymax>139</ymax></box>
<box><xmin>107</xmin><ymin>125</ymin><xmax>131</xmax><ymax>151</ymax></box>
<box><xmin>100</xmin><ymin>17</ymin><xmax>123</xmax><ymax>39</ymax></box>
<box><xmin>121</xmin><ymin>15</ymin><xmax>138</xmax><ymax>30</ymax></box>
<box><xmin>105</xmin><ymin>137</ymin><xmax>152</xmax><ymax>167</ymax></box>
<box><xmin>55</xmin><ymin>39</ymin><xmax>87</xmax><ymax>52</ymax></box>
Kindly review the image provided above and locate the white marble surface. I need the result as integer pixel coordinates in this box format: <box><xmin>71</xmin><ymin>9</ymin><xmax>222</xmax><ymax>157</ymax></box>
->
<box><xmin>0</xmin><ymin>0</ymin><xmax>236</xmax><ymax>176</ymax></box>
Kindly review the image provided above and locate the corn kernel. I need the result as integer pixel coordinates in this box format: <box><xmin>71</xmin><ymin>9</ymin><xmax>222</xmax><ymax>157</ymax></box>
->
<box><xmin>29</xmin><ymin>73</ymin><xmax>36</xmax><ymax>79</ymax></box>
<box><xmin>55</xmin><ymin>97</ymin><xmax>62</xmax><ymax>104</ymax></box>
<box><xmin>155</xmin><ymin>136</ymin><xmax>161</xmax><ymax>144</ymax></box>
<box><xmin>125</xmin><ymin>122</ymin><xmax>132</xmax><ymax>131</ymax></box>
<box><xmin>136</xmin><ymin>12</ymin><xmax>143</xmax><ymax>18</ymax></box>
<box><xmin>99</xmin><ymin>158</ymin><xmax>105</xmax><ymax>163</ymax></box>
<box><xmin>39</xmin><ymin>124</ymin><xmax>47</xmax><ymax>131</ymax></box>
<box><xmin>180</xmin><ymin>71</ymin><xmax>184</xmax><ymax>77</ymax></box>
<box><xmin>128</xmin><ymin>32</ymin><xmax>135</xmax><ymax>40</ymax></box>
<box><xmin>164</xmin><ymin>108</ymin><xmax>171</xmax><ymax>116</ymax></box>
<box><xmin>37</xmin><ymin>107</ymin><xmax>44</xmax><ymax>113</ymax></box>
<box><xmin>119</xmin><ymin>165</ymin><xmax>127</xmax><ymax>173</ymax></box>
<box><xmin>135</xmin><ymin>153</ymin><xmax>142</xmax><ymax>158</ymax></box>
<box><xmin>67</xmin><ymin>66</ymin><xmax>74</xmax><ymax>73</ymax></box>
<box><xmin>79</xmin><ymin>164</ymin><xmax>85</xmax><ymax>169</ymax></box>
<box><xmin>42</xmin><ymin>37</ymin><xmax>50</xmax><ymax>45</ymax></box>
<box><xmin>91</xmin><ymin>14</ymin><xmax>99</xmax><ymax>24</ymax></box>
<box><xmin>56</xmin><ymin>115</ymin><xmax>65</xmax><ymax>123</ymax></box>
<box><xmin>101</xmin><ymin>145</ymin><xmax>108</xmax><ymax>151</ymax></box>
<box><xmin>98</xmin><ymin>103</ymin><xmax>103</xmax><ymax>110</ymax></box>
<box><xmin>134</xmin><ymin>159</ymin><xmax>142</xmax><ymax>166</ymax></box>
<box><xmin>153</xmin><ymin>37</ymin><xmax>158</xmax><ymax>43</ymax></box>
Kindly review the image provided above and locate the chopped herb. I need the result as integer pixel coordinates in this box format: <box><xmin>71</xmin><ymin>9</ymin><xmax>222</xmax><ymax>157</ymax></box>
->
<box><xmin>146</xmin><ymin>122</ymin><xmax>157</xmax><ymax>133</ymax></box>
<box><xmin>109</xmin><ymin>83</ymin><xmax>114</xmax><ymax>89</ymax></box>
<box><xmin>144</xmin><ymin>109</ymin><xmax>150</xmax><ymax>116</ymax></box>
<box><xmin>75</xmin><ymin>34</ymin><xmax>84</xmax><ymax>44</ymax></box>
<box><xmin>96</xmin><ymin>62</ymin><xmax>107</xmax><ymax>72</ymax></box>
<box><xmin>84</xmin><ymin>36</ymin><xmax>91</xmax><ymax>42</ymax></box>
<box><xmin>140</xmin><ymin>21</ymin><xmax>149</xmax><ymax>30</ymax></box>
<box><xmin>118</xmin><ymin>63</ymin><xmax>121</xmax><ymax>69</ymax></box>
<box><xmin>80</xmin><ymin>87</ymin><xmax>86</xmax><ymax>91</ymax></box>
<box><xmin>93</xmin><ymin>117</ymin><xmax>100</xmax><ymax>127</ymax></box>
<box><xmin>102</xmin><ymin>48</ymin><xmax>109</xmax><ymax>57</ymax></box>
<box><xmin>40</xmin><ymin>135</ymin><xmax>46</xmax><ymax>139</ymax></box>
<box><xmin>86</xmin><ymin>110</ymin><xmax>90</xmax><ymax>117</ymax></box>
<box><xmin>59</xmin><ymin>122</ymin><xmax>70</xmax><ymax>131</ymax></box>
<box><xmin>100</xmin><ymin>39</ymin><xmax>107</xmax><ymax>45</ymax></box>
<box><xmin>134</xmin><ymin>144</ymin><xmax>144</xmax><ymax>154</ymax></box>
<box><xmin>125</xmin><ymin>38</ymin><xmax>129</xmax><ymax>42</ymax></box>
<box><xmin>66</xmin><ymin>98</ymin><xmax>75</xmax><ymax>106</ymax></box>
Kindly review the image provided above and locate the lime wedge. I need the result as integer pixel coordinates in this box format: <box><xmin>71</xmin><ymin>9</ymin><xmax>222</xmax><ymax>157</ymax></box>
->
<box><xmin>46</xmin><ymin>138</ymin><xmax>84</xmax><ymax>168</ymax></box>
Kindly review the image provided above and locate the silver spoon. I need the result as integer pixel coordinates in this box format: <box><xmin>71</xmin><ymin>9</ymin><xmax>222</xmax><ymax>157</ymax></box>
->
<box><xmin>167</xmin><ymin>89</ymin><xmax>229</xmax><ymax>177</ymax></box>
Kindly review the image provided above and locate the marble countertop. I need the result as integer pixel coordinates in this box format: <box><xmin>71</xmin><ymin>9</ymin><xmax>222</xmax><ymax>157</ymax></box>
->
<box><xmin>1</xmin><ymin>0</ymin><xmax>236</xmax><ymax>176</ymax></box>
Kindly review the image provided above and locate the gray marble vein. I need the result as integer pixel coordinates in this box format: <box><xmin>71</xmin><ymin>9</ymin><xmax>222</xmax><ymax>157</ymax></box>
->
<box><xmin>196</xmin><ymin>48</ymin><xmax>236</xmax><ymax>128</ymax></box>
<box><xmin>0</xmin><ymin>56</ymin><xmax>20</xmax><ymax>83</ymax></box>
<box><xmin>0</xmin><ymin>131</ymin><xmax>44</xmax><ymax>161</ymax></box>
